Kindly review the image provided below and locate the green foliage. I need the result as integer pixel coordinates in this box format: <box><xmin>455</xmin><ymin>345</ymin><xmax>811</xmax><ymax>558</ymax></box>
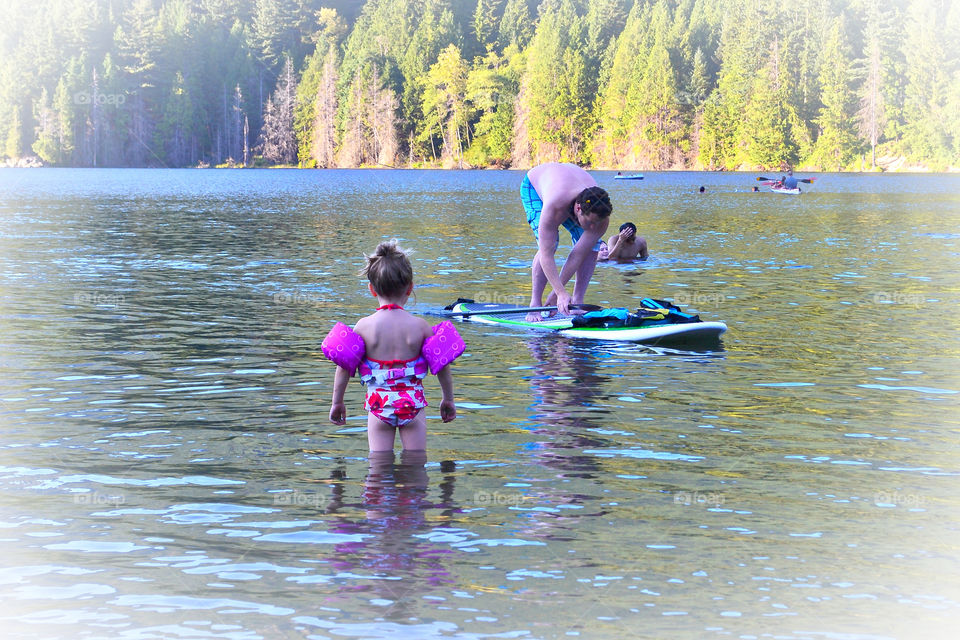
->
<box><xmin>806</xmin><ymin>17</ymin><xmax>861</xmax><ymax>170</ymax></box>
<box><xmin>0</xmin><ymin>0</ymin><xmax>956</xmax><ymax>169</ymax></box>
<box><xmin>523</xmin><ymin>0</ymin><xmax>590</xmax><ymax>163</ymax></box>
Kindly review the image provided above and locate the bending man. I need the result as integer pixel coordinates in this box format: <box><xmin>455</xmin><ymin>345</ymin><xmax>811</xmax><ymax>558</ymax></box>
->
<box><xmin>520</xmin><ymin>162</ymin><xmax>612</xmax><ymax>321</ymax></box>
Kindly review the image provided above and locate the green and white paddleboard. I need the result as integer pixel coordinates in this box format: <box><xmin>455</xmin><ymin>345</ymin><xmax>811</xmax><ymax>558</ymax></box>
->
<box><xmin>449</xmin><ymin>302</ymin><xmax>726</xmax><ymax>344</ymax></box>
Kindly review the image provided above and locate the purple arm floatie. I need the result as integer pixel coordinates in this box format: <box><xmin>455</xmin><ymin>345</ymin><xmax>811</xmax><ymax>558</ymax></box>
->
<box><xmin>321</xmin><ymin>322</ymin><xmax>366</xmax><ymax>377</ymax></box>
<box><xmin>421</xmin><ymin>321</ymin><xmax>465</xmax><ymax>375</ymax></box>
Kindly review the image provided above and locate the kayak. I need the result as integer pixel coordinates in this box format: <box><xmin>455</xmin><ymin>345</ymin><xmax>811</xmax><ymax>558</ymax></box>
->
<box><xmin>614</xmin><ymin>173</ymin><xmax>644</xmax><ymax>180</ymax></box>
<box><xmin>770</xmin><ymin>186</ymin><xmax>801</xmax><ymax>194</ymax></box>
<box><xmin>447</xmin><ymin>302</ymin><xmax>726</xmax><ymax>345</ymax></box>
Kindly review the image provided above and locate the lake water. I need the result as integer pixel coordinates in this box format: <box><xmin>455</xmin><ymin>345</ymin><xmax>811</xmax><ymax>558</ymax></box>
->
<box><xmin>0</xmin><ymin>168</ymin><xmax>958</xmax><ymax>639</ymax></box>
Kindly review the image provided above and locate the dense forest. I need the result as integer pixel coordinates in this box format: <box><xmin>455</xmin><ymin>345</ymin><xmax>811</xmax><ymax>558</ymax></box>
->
<box><xmin>1</xmin><ymin>0</ymin><xmax>957</xmax><ymax>170</ymax></box>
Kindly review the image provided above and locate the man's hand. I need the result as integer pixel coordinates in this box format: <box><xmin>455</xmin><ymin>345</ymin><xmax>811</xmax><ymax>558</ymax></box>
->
<box><xmin>554</xmin><ymin>289</ymin><xmax>572</xmax><ymax>315</ymax></box>
<box><xmin>329</xmin><ymin>402</ymin><xmax>346</xmax><ymax>425</ymax></box>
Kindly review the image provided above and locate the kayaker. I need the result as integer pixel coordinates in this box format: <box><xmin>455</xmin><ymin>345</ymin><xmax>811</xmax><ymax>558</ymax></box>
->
<box><xmin>783</xmin><ymin>171</ymin><xmax>799</xmax><ymax>190</ymax></box>
<box><xmin>520</xmin><ymin>162</ymin><xmax>612</xmax><ymax>321</ymax></box>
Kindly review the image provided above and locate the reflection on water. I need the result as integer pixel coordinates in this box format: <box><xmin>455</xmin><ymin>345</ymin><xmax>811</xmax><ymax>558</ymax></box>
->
<box><xmin>0</xmin><ymin>168</ymin><xmax>958</xmax><ymax>639</ymax></box>
<box><xmin>319</xmin><ymin>452</ymin><xmax>458</xmax><ymax>621</ymax></box>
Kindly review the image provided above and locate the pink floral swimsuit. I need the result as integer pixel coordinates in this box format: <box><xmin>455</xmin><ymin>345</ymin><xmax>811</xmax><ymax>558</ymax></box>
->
<box><xmin>358</xmin><ymin>356</ymin><xmax>429</xmax><ymax>427</ymax></box>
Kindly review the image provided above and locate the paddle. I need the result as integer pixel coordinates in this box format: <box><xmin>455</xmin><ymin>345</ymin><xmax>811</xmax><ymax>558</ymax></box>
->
<box><xmin>758</xmin><ymin>175</ymin><xmax>816</xmax><ymax>184</ymax></box>
<box><xmin>441</xmin><ymin>303</ymin><xmax>602</xmax><ymax>318</ymax></box>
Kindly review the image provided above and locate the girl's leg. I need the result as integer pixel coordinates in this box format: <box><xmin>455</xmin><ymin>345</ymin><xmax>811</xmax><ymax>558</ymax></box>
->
<box><xmin>397</xmin><ymin>409</ymin><xmax>427</xmax><ymax>452</ymax></box>
<box><xmin>367</xmin><ymin>413</ymin><xmax>397</xmax><ymax>452</ymax></box>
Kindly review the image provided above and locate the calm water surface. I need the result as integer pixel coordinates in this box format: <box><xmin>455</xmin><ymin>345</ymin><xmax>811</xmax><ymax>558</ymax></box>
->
<box><xmin>0</xmin><ymin>168</ymin><xmax>958</xmax><ymax>639</ymax></box>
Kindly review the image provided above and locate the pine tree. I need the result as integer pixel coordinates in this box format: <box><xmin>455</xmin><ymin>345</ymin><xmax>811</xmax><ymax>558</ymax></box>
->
<box><xmin>257</xmin><ymin>57</ymin><xmax>297</xmax><ymax>164</ymax></box>
<box><xmin>32</xmin><ymin>88</ymin><xmax>61</xmax><ymax>164</ymax></box>
<box><xmin>4</xmin><ymin>103</ymin><xmax>23</xmax><ymax>159</ymax></box>
<box><xmin>421</xmin><ymin>44</ymin><xmax>471</xmax><ymax>167</ymax></box>
<box><xmin>499</xmin><ymin>0</ymin><xmax>534</xmax><ymax>50</ymax></box>
<box><xmin>900</xmin><ymin>0</ymin><xmax>955</xmax><ymax>167</ymax></box>
<box><xmin>807</xmin><ymin>16</ymin><xmax>860</xmax><ymax>170</ymax></box>
<box><xmin>740</xmin><ymin>40</ymin><xmax>798</xmax><ymax>169</ymax></box>
<box><xmin>522</xmin><ymin>0</ymin><xmax>590</xmax><ymax>164</ymax></box>
<box><xmin>466</xmin><ymin>47</ymin><xmax>516</xmax><ymax>166</ymax></box>
<box><xmin>310</xmin><ymin>46</ymin><xmax>340</xmax><ymax>168</ymax></box>
<box><xmin>855</xmin><ymin>3</ymin><xmax>899</xmax><ymax>170</ymax></box>
<box><xmin>115</xmin><ymin>0</ymin><xmax>161</xmax><ymax>166</ymax></box>
<box><xmin>295</xmin><ymin>9</ymin><xmax>346</xmax><ymax>166</ymax></box>
<box><xmin>473</xmin><ymin>0</ymin><xmax>504</xmax><ymax>51</ymax></box>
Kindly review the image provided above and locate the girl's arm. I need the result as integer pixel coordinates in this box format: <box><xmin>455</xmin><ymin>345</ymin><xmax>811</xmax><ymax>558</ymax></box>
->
<box><xmin>329</xmin><ymin>365</ymin><xmax>351</xmax><ymax>425</ymax></box>
<box><xmin>436</xmin><ymin>365</ymin><xmax>456</xmax><ymax>422</ymax></box>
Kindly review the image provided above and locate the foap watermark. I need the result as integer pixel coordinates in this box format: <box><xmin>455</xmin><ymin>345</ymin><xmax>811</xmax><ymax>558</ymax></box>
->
<box><xmin>874</xmin><ymin>491</ymin><xmax>926</xmax><ymax>508</ymax></box>
<box><xmin>670</xmin><ymin>292</ymin><xmax>725</xmax><ymax>309</ymax></box>
<box><xmin>473</xmin><ymin>490</ymin><xmax>528</xmax><ymax>507</ymax></box>
<box><xmin>470</xmin><ymin>292</ymin><xmax>521</xmax><ymax>305</ymax></box>
<box><xmin>872</xmin><ymin>292</ymin><xmax>925</xmax><ymax>307</ymax></box>
<box><xmin>73</xmin><ymin>492</ymin><xmax>126</xmax><ymax>507</ymax></box>
<box><xmin>74</xmin><ymin>291</ymin><xmax>125</xmax><ymax>307</ymax></box>
<box><xmin>273</xmin><ymin>490</ymin><xmax>327</xmax><ymax>509</ymax></box>
<box><xmin>673</xmin><ymin>491</ymin><xmax>725</xmax><ymax>507</ymax></box>
<box><xmin>74</xmin><ymin>91</ymin><xmax>126</xmax><ymax>107</ymax></box>
<box><xmin>273</xmin><ymin>291</ymin><xmax>326</xmax><ymax>307</ymax></box>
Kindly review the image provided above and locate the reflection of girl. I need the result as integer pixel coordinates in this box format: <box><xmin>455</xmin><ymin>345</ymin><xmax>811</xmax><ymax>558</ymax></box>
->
<box><xmin>323</xmin><ymin>452</ymin><xmax>458</xmax><ymax>619</ymax></box>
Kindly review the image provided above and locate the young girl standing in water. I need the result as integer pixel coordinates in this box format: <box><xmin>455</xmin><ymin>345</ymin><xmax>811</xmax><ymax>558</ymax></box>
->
<box><xmin>324</xmin><ymin>241</ymin><xmax>462</xmax><ymax>452</ymax></box>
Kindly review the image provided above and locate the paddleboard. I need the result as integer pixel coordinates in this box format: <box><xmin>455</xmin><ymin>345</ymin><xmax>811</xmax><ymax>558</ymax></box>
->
<box><xmin>449</xmin><ymin>302</ymin><xmax>726</xmax><ymax>344</ymax></box>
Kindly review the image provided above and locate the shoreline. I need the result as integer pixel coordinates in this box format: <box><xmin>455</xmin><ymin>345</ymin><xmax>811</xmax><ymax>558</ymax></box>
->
<box><xmin>2</xmin><ymin>159</ymin><xmax>957</xmax><ymax>173</ymax></box>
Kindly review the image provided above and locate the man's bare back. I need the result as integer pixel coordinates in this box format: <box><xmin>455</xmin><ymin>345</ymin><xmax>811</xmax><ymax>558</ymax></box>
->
<box><xmin>520</xmin><ymin>163</ymin><xmax>612</xmax><ymax>321</ymax></box>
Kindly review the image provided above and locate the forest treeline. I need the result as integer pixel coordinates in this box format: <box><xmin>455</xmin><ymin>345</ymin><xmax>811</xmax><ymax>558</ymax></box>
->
<box><xmin>1</xmin><ymin>0</ymin><xmax>958</xmax><ymax>171</ymax></box>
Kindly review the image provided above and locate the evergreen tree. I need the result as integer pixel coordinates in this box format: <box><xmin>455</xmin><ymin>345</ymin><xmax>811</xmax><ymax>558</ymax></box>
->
<box><xmin>257</xmin><ymin>56</ymin><xmax>297</xmax><ymax>164</ymax></box>
<box><xmin>295</xmin><ymin>8</ymin><xmax>346</xmax><ymax>166</ymax></box>
<box><xmin>32</xmin><ymin>88</ymin><xmax>61</xmax><ymax>164</ymax></box>
<box><xmin>740</xmin><ymin>41</ymin><xmax>798</xmax><ymax>169</ymax></box>
<box><xmin>466</xmin><ymin>47</ymin><xmax>516</xmax><ymax>166</ymax></box>
<box><xmin>856</xmin><ymin>24</ymin><xmax>886</xmax><ymax>168</ymax></box>
<box><xmin>807</xmin><ymin>16</ymin><xmax>860</xmax><ymax>170</ymax></box>
<box><xmin>522</xmin><ymin>0</ymin><xmax>590</xmax><ymax>164</ymax></box>
<box><xmin>115</xmin><ymin>0</ymin><xmax>162</xmax><ymax>166</ymax></box>
<box><xmin>420</xmin><ymin>44</ymin><xmax>471</xmax><ymax>167</ymax></box>
<box><xmin>499</xmin><ymin>0</ymin><xmax>534</xmax><ymax>50</ymax></box>
<box><xmin>310</xmin><ymin>46</ymin><xmax>340</xmax><ymax>168</ymax></box>
<box><xmin>473</xmin><ymin>0</ymin><xmax>504</xmax><ymax>51</ymax></box>
<box><xmin>900</xmin><ymin>0</ymin><xmax>955</xmax><ymax>167</ymax></box>
<box><xmin>4</xmin><ymin>103</ymin><xmax>23</xmax><ymax>159</ymax></box>
<box><xmin>0</xmin><ymin>0</ymin><xmax>955</xmax><ymax>169</ymax></box>
<box><xmin>697</xmin><ymin>0</ymin><xmax>767</xmax><ymax>169</ymax></box>
<box><xmin>338</xmin><ymin>63</ymin><xmax>398</xmax><ymax>167</ymax></box>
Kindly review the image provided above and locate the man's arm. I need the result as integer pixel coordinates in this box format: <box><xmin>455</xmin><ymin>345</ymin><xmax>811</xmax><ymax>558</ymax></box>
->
<box><xmin>558</xmin><ymin>230</ymin><xmax>602</xmax><ymax>280</ymax></box>
<box><xmin>607</xmin><ymin>232</ymin><xmax>627</xmax><ymax>259</ymax></box>
<box><xmin>536</xmin><ymin>208</ymin><xmax>570</xmax><ymax>311</ymax></box>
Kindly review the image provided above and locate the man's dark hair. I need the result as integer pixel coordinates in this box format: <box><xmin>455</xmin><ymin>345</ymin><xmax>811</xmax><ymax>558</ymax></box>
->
<box><xmin>619</xmin><ymin>222</ymin><xmax>636</xmax><ymax>234</ymax></box>
<box><xmin>575</xmin><ymin>186</ymin><xmax>612</xmax><ymax>218</ymax></box>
